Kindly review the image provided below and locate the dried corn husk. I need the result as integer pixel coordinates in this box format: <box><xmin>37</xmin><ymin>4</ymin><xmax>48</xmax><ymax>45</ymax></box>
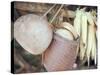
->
<box><xmin>74</xmin><ymin>8</ymin><xmax>82</xmax><ymax>36</ymax></box>
<box><xmin>74</xmin><ymin>8</ymin><xmax>97</xmax><ymax>66</ymax></box>
<box><xmin>80</xmin><ymin>11</ymin><xmax>88</xmax><ymax>60</ymax></box>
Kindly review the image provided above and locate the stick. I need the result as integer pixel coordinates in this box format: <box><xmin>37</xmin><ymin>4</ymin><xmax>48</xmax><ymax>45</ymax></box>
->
<box><xmin>41</xmin><ymin>4</ymin><xmax>56</xmax><ymax>19</ymax></box>
<box><xmin>50</xmin><ymin>4</ymin><xmax>64</xmax><ymax>23</ymax></box>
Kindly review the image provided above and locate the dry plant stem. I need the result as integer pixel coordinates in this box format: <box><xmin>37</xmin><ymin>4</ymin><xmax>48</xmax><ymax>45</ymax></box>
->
<box><xmin>41</xmin><ymin>4</ymin><xmax>56</xmax><ymax>19</ymax></box>
<box><xmin>50</xmin><ymin>4</ymin><xmax>64</xmax><ymax>23</ymax></box>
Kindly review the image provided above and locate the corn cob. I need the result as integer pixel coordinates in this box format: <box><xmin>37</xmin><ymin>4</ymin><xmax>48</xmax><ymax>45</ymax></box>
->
<box><xmin>79</xmin><ymin>38</ymin><xmax>86</xmax><ymax>60</ymax></box>
<box><xmin>91</xmin><ymin>35</ymin><xmax>96</xmax><ymax>65</ymax></box>
<box><xmin>86</xmin><ymin>12</ymin><xmax>97</xmax><ymax>66</ymax></box>
<box><xmin>74</xmin><ymin>8</ymin><xmax>97</xmax><ymax>66</ymax></box>
<box><xmin>86</xmin><ymin>12</ymin><xmax>95</xmax><ymax>26</ymax></box>
<box><xmin>79</xmin><ymin>11</ymin><xmax>88</xmax><ymax>61</ymax></box>
<box><xmin>81</xmin><ymin>11</ymin><xmax>88</xmax><ymax>49</ymax></box>
<box><xmin>91</xmin><ymin>25</ymin><xmax>97</xmax><ymax>65</ymax></box>
<box><xmin>86</xmin><ymin>25</ymin><xmax>94</xmax><ymax>66</ymax></box>
<box><xmin>74</xmin><ymin>8</ymin><xmax>82</xmax><ymax>36</ymax></box>
<box><xmin>90</xmin><ymin>10</ymin><xmax>97</xmax><ymax>25</ymax></box>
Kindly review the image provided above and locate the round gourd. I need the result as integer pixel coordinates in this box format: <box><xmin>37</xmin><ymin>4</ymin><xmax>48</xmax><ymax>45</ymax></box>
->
<box><xmin>14</xmin><ymin>14</ymin><xmax>53</xmax><ymax>55</ymax></box>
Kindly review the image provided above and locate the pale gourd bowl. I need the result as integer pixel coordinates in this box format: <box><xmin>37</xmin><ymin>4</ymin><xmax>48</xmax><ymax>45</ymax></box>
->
<box><xmin>14</xmin><ymin>14</ymin><xmax>53</xmax><ymax>55</ymax></box>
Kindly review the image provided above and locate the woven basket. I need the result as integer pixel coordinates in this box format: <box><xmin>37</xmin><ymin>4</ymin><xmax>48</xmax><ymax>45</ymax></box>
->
<box><xmin>42</xmin><ymin>33</ymin><xmax>79</xmax><ymax>72</ymax></box>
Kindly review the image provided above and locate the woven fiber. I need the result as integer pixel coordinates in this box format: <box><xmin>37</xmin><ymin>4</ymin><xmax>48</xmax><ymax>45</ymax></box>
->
<box><xmin>43</xmin><ymin>33</ymin><xmax>79</xmax><ymax>71</ymax></box>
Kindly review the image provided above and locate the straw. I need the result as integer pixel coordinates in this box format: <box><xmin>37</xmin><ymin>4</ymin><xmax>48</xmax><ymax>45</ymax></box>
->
<box><xmin>50</xmin><ymin>4</ymin><xmax>64</xmax><ymax>23</ymax></box>
<box><xmin>40</xmin><ymin>4</ymin><xmax>56</xmax><ymax>19</ymax></box>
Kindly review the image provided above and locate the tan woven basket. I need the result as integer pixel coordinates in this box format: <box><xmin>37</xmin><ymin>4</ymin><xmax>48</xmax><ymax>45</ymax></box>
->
<box><xmin>42</xmin><ymin>33</ymin><xmax>79</xmax><ymax>72</ymax></box>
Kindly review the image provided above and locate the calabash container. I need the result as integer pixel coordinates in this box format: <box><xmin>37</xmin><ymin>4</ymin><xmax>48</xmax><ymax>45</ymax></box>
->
<box><xmin>14</xmin><ymin>14</ymin><xmax>53</xmax><ymax>55</ymax></box>
<box><xmin>42</xmin><ymin>32</ymin><xmax>79</xmax><ymax>72</ymax></box>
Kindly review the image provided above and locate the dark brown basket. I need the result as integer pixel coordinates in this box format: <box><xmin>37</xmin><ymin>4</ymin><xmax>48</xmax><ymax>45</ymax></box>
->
<box><xmin>42</xmin><ymin>33</ymin><xmax>79</xmax><ymax>72</ymax></box>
